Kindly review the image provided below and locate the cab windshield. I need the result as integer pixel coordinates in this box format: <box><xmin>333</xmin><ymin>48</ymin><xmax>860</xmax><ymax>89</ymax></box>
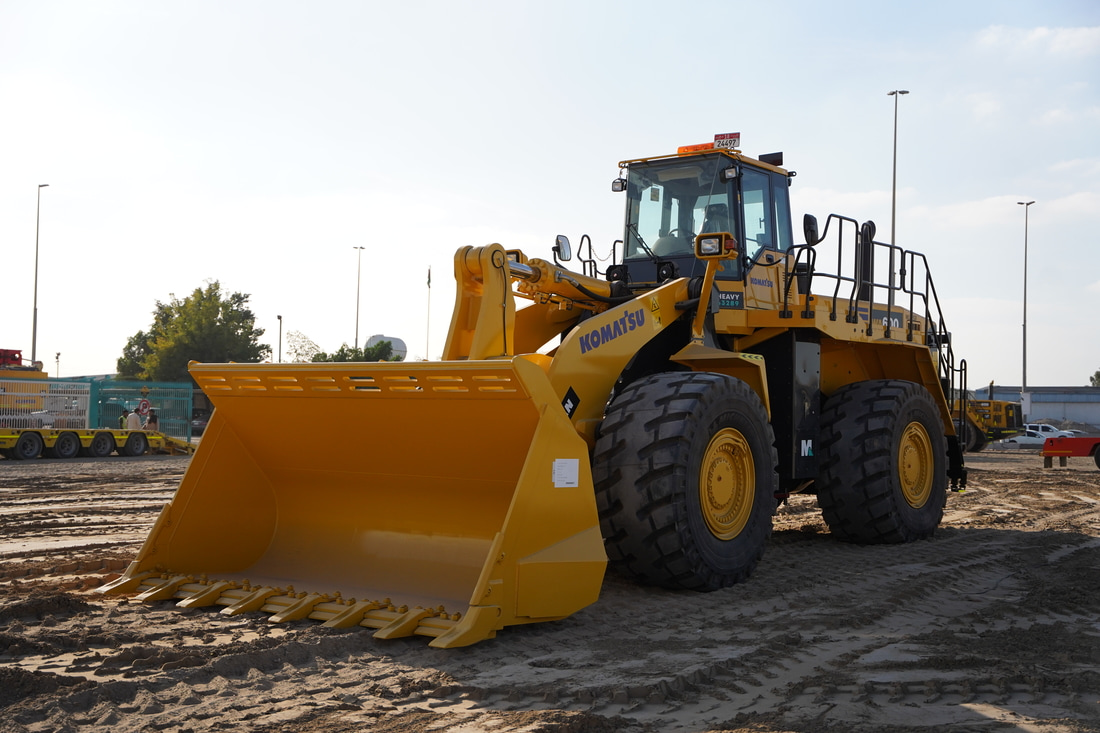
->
<box><xmin>622</xmin><ymin>154</ymin><xmax>794</xmax><ymax>269</ymax></box>
<box><xmin>623</xmin><ymin>156</ymin><xmax>733</xmax><ymax>260</ymax></box>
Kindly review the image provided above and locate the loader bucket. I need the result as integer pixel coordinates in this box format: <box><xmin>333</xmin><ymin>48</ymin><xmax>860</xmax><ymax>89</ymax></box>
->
<box><xmin>100</xmin><ymin>355</ymin><xmax>607</xmax><ymax>648</ymax></box>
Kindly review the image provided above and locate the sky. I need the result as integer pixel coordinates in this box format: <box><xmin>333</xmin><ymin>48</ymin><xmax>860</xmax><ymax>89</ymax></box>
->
<box><xmin>2</xmin><ymin>0</ymin><xmax>1098</xmax><ymax>390</ymax></box>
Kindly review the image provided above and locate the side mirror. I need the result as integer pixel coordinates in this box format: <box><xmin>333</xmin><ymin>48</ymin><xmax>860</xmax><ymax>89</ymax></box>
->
<box><xmin>553</xmin><ymin>234</ymin><xmax>572</xmax><ymax>262</ymax></box>
<box><xmin>803</xmin><ymin>214</ymin><xmax>819</xmax><ymax>245</ymax></box>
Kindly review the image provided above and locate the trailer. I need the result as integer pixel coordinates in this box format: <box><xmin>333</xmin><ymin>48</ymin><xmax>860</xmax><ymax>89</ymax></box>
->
<box><xmin>1</xmin><ymin>348</ymin><xmax>194</xmax><ymax>459</ymax></box>
<box><xmin>1041</xmin><ymin>435</ymin><xmax>1100</xmax><ymax>469</ymax></box>
<box><xmin>0</xmin><ymin>426</ymin><xmax>193</xmax><ymax>459</ymax></box>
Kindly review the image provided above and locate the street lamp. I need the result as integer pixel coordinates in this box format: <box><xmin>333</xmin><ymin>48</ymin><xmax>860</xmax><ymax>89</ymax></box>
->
<box><xmin>277</xmin><ymin>315</ymin><xmax>283</xmax><ymax>362</ymax></box>
<box><xmin>1018</xmin><ymin>200</ymin><xmax>1035</xmax><ymax>396</ymax></box>
<box><xmin>887</xmin><ymin>90</ymin><xmax>909</xmax><ymax>246</ymax></box>
<box><xmin>353</xmin><ymin>246</ymin><xmax>365</xmax><ymax>350</ymax></box>
<box><xmin>55</xmin><ymin>352</ymin><xmax>60</xmax><ymax>378</ymax></box>
<box><xmin>32</xmin><ymin>183</ymin><xmax>49</xmax><ymax>364</ymax></box>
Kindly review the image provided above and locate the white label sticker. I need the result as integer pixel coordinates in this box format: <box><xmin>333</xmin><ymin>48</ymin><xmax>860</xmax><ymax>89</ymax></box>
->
<box><xmin>552</xmin><ymin>458</ymin><xmax>580</xmax><ymax>488</ymax></box>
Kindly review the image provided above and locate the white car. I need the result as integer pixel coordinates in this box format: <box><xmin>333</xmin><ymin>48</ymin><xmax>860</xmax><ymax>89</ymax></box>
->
<box><xmin>1024</xmin><ymin>423</ymin><xmax>1075</xmax><ymax>438</ymax></box>
<box><xmin>1002</xmin><ymin>429</ymin><xmax>1047</xmax><ymax>447</ymax></box>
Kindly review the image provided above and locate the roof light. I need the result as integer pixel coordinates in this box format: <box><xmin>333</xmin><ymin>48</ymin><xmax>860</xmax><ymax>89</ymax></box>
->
<box><xmin>678</xmin><ymin>142</ymin><xmax>714</xmax><ymax>155</ymax></box>
<box><xmin>678</xmin><ymin>133</ymin><xmax>741</xmax><ymax>155</ymax></box>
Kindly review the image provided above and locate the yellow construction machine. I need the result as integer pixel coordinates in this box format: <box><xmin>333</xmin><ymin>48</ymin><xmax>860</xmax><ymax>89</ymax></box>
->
<box><xmin>953</xmin><ymin>395</ymin><xmax>1023</xmax><ymax>452</ymax></box>
<box><xmin>101</xmin><ymin>134</ymin><xmax>967</xmax><ymax>647</ymax></box>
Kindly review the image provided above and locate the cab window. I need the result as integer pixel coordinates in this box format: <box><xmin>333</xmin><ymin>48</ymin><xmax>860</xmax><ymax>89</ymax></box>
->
<box><xmin>740</xmin><ymin>168</ymin><xmax>772</xmax><ymax>259</ymax></box>
<box><xmin>740</xmin><ymin>168</ymin><xmax>793</xmax><ymax>257</ymax></box>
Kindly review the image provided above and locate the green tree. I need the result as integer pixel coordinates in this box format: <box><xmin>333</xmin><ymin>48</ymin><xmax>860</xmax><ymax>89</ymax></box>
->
<box><xmin>1091</xmin><ymin>370</ymin><xmax>1100</xmax><ymax>387</ymax></box>
<box><xmin>312</xmin><ymin>340</ymin><xmax>402</xmax><ymax>363</ymax></box>
<box><xmin>117</xmin><ymin>281</ymin><xmax>270</xmax><ymax>382</ymax></box>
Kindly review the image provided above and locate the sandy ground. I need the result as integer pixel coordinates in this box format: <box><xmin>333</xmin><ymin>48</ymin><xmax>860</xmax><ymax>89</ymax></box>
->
<box><xmin>1</xmin><ymin>450</ymin><xmax>1098</xmax><ymax>732</ymax></box>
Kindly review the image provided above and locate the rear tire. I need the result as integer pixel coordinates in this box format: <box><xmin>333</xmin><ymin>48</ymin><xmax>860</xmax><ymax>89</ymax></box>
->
<box><xmin>594</xmin><ymin>372</ymin><xmax>777</xmax><ymax>591</ymax></box>
<box><xmin>121</xmin><ymin>432</ymin><xmax>148</xmax><ymax>457</ymax></box>
<box><xmin>818</xmin><ymin>379</ymin><xmax>947</xmax><ymax>543</ymax></box>
<box><xmin>46</xmin><ymin>431</ymin><xmax>81</xmax><ymax>459</ymax></box>
<box><xmin>12</xmin><ymin>432</ymin><xmax>44</xmax><ymax>460</ymax></box>
<box><xmin>82</xmin><ymin>431</ymin><xmax>115</xmax><ymax>458</ymax></box>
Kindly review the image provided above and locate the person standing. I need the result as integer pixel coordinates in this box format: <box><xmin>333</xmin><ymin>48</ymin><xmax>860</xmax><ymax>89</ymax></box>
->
<box><xmin>126</xmin><ymin>409</ymin><xmax>142</xmax><ymax>431</ymax></box>
<box><xmin>119</xmin><ymin>409</ymin><xmax>130</xmax><ymax>429</ymax></box>
<box><xmin>144</xmin><ymin>409</ymin><xmax>159</xmax><ymax>432</ymax></box>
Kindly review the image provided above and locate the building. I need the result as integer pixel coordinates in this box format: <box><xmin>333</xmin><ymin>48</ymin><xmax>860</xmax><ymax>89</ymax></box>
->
<box><xmin>976</xmin><ymin>385</ymin><xmax>1100</xmax><ymax>427</ymax></box>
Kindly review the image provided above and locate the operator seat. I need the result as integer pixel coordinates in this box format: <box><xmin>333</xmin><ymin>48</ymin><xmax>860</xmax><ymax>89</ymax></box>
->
<box><xmin>701</xmin><ymin>203</ymin><xmax>730</xmax><ymax>234</ymax></box>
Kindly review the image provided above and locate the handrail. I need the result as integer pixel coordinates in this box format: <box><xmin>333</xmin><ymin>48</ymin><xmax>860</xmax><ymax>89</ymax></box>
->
<box><xmin>778</xmin><ymin>213</ymin><xmax>959</xmax><ymax>406</ymax></box>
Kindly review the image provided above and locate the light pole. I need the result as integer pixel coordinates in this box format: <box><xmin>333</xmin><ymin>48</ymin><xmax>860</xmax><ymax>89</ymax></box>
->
<box><xmin>55</xmin><ymin>352</ymin><xmax>60</xmax><ymax>378</ymax></box>
<box><xmin>1018</xmin><ymin>200</ymin><xmax>1035</xmax><ymax>396</ymax></box>
<box><xmin>353</xmin><ymin>246</ymin><xmax>365</xmax><ymax>350</ymax></box>
<box><xmin>32</xmin><ymin>183</ymin><xmax>49</xmax><ymax>364</ymax></box>
<box><xmin>887</xmin><ymin>90</ymin><xmax>909</xmax><ymax>246</ymax></box>
<box><xmin>277</xmin><ymin>315</ymin><xmax>283</xmax><ymax>362</ymax></box>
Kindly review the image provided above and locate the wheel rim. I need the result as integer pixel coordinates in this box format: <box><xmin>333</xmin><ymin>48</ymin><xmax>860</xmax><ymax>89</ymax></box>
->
<box><xmin>58</xmin><ymin>433</ymin><xmax>79</xmax><ymax>457</ymax></box>
<box><xmin>899</xmin><ymin>421</ymin><xmax>934</xmax><ymax>508</ymax></box>
<box><xmin>17</xmin><ymin>434</ymin><xmax>42</xmax><ymax>459</ymax></box>
<box><xmin>699</xmin><ymin>428</ymin><xmax>755</xmax><ymax>540</ymax></box>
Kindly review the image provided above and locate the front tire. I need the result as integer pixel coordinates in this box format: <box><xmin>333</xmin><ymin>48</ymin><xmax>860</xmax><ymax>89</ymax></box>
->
<box><xmin>594</xmin><ymin>372</ymin><xmax>778</xmax><ymax>591</ymax></box>
<box><xmin>817</xmin><ymin>379</ymin><xmax>947</xmax><ymax>543</ymax></box>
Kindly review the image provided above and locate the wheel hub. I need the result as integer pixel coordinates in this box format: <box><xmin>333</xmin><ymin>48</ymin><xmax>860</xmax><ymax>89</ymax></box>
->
<box><xmin>899</xmin><ymin>421</ymin><xmax>933</xmax><ymax>508</ymax></box>
<box><xmin>699</xmin><ymin>428</ymin><xmax>755</xmax><ymax>540</ymax></box>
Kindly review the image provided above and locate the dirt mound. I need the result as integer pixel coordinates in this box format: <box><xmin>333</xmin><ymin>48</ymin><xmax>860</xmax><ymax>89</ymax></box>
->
<box><xmin>0</xmin><ymin>591</ymin><xmax>92</xmax><ymax>622</ymax></box>
<box><xmin>0</xmin><ymin>666</ymin><xmax>85</xmax><ymax>709</ymax></box>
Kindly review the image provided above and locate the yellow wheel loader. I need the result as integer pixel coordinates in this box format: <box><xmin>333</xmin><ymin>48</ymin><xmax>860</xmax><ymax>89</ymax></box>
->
<box><xmin>100</xmin><ymin>135</ymin><xmax>967</xmax><ymax>647</ymax></box>
<box><xmin>952</xmin><ymin>392</ymin><xmax>1023</xmax><ymax>452</ymax></box>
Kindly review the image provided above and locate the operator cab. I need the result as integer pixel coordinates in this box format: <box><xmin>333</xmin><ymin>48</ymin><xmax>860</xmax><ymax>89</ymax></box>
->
<box><xmin>614</xmin><ymin>142</ymin><xmax>794</xmax><ymax>288</ymax></box>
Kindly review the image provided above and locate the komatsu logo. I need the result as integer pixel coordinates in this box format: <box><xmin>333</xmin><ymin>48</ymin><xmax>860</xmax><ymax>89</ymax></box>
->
<box><xmin>579</xmin><ymin>308</ymin><xmax>646</xmax><ymax>354</ymax></box>
<box><xmin>750</xmin><ymin>276</ymin><xmax>774</xmax><ymax>288</ymax></box>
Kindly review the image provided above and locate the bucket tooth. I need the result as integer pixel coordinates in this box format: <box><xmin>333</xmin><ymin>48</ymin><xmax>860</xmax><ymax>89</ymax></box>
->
<box><xmin>135</xmin><ymin>575</ymin><xmax>193</xmax><ymax>602</ymax></box>
<box><xmin>372</xmin><ymin>607</ymin><xmax>436</xmax><ymax>640</ymax></box>
<box><xmin>220</xmin><ymin>586</ymin><xmax>282</xmax><ymax>615</ymax></box>
<box><xmin>96</xmin><ymin>567</ymin><xmax>157</xmax><ymax>595</ymax></box>
<box><xmin>427</xmin><ymin>606</ymin><xmax>501</xmax><ymax>649</ymax></box>
<box><xmin>358</xmin><ymin>602</ymin><xmax>404</xmax><ymax>631</ymax></box>
<box><xmin>259</xmin><ymin>592</ymin><xmax>304</xmax><ymax>618</ymax></box>
<box><xmin>268</xmin><ymin>592</ymin><xmax>329</xmax><ymax>623</ymax></box>
<box><xmin>318</xmin><ymin>600</ymin><xmax>383</xmax><ymax>628</ymax></box>
<box><xmin>413</xmin><ymin>615</ymin><xmax>457</xmax><ymax>638</ymax></box>
<box><xmin>176</xmin><ymin>580</ymin><xmax>237</xmax><ymax>609</ymax></box>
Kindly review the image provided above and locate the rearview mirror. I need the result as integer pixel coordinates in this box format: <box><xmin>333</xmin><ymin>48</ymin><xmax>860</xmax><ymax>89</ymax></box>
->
<box><xmin>553</xmin><ymin>235</ymin><xmax>572</xmax><ymax>262</ymax></box>
<box><xmin>803</xmin><ymin>214</ymin><xmax>819</xmax><ymax>245</ymax></box>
